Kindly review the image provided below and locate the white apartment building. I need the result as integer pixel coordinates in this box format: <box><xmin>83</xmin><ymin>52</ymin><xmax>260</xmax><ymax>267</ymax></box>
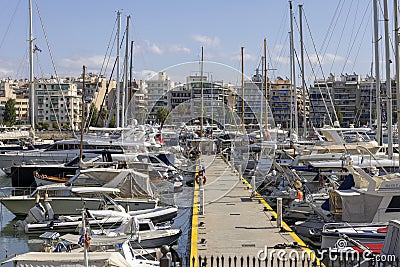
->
<box><xmin>145</xmin><ymin>72</ymin><xmax>174</xmax><ymax>124</ymax></box>
<box><xmin>36</xmin><ymin>79</ymin><xmax>81</xmax><ymax>130</ymax></box>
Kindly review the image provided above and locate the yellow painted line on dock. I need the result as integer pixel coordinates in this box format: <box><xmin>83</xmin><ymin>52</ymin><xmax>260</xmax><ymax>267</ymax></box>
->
<box><xmin>190</xmin><ymin>165</ymin><xmax>199</xmax><ymax>267</ymax></box>
<box><xmin>240</xmin><ymin>175</ymin><xmax>325</xmax><ymax>267</ymax></box>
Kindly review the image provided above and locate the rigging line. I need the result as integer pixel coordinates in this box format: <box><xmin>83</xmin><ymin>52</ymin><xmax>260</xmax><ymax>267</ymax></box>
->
<box><xmin>328</xmin><ymin>0</ymin><xmax>353</xmax><ymax>74</ymax></box>
<box><xmin>271</xmin><ymin>4</ymin><xmax>288</xmax><ymax>73</ymax></box>
<box><xmin>265</xmin><ymin>38</ymin><xmax>279</xmax><ymax>80</ymax></box>
<box><xmin>351</xmin><ymin>7</ymin><xmax>372</xmax><ymax>73</ymax></box>
<box><xmin>89</xmin><ymin>21</ymin><xmax>126</xmax><ymax>129</ymax></box>
<box><xmin>0</xmin><ymin>0</ymin><xmax>21</xmax><ymax>51</ymax></box>
<box><xmin>318</xmin><ymin>0</ymin><xmax>344</xmax><ymax>54</ymax></box>
<box><xmin>341</xmin><ymin>0</ymin><xmax>371</xmax><ymax>74</ymax></box>
<box><xmin>318</xmin><ymin>0</ymin><xmax>345</xmax><ymax>75</ymax></box>
<box><xmin>94</xmin><ymin>28</ymin><xmax>119</xmax><ymax>128</ymax></box>
<box><xmin>340</xmin><ymin>0</ymin><xmax>360</xmax><ymax>73</ymax></box>
<box><xmin>302</xmin><ymin>11</ymin><xmax>338</xmax><ymax>125</ymax></box>
<box><xmin>303</xmin><ymin>34</ymin><xmax>334</xmax><ymax>126</ymax></box>
<box><xmin>34</xmin><ymin>53</ymin><xmax>62</xmax><ymax>131</ymax></box>
<box><xmin>85</xmin><ymin>16</ymin><xmax>118</xmax><ymax>129</ymax></box>
<box><xmin>34</xmin><ymin>0</ymin><xmax>75</xmax><ymax>135</ymax></box>
<box><xmin>271</xmin><ymin>34</ymin><xmax>289</xmax><ymax>79</ymax></box>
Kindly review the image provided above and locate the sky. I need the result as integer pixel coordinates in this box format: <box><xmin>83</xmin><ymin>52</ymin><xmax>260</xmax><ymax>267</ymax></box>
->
<box><xmin>0</xmin><ymin>0</ymin><xmax>394</xmax><ymax>85</ymax></box>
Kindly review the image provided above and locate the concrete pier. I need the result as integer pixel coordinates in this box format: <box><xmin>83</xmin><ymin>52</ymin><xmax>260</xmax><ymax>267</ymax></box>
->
<box><xmin>190</xmin><ymin>154</ymin><xmax>316</xmax><ymax>264</ymax></box>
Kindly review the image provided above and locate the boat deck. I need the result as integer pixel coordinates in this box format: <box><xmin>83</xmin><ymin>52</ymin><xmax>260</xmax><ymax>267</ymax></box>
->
<box><xmin>190</xmin><ymin>154</ymin><xmax>314</xmax><ymax>262</ymax></box>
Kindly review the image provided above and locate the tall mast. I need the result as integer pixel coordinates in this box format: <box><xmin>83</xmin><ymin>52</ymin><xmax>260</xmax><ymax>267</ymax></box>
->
<box><xmin>121</xmin><ymin>15</ymin><xmax>130</xmax><ymax>128</ymax></box>
<box><xmin>383</xmin><ymin>0</ymin><xmax>393</xmax><ymax>158</ymax></box>
<box><xmin>394</xmin><ymin>0</ymin><xmax>400</xmax><ymax>166</ymax></box>
<box><xmin>116</xmin><ymin>11</ymin><xmax>121</xmax><ymax>128</ymax></box>
<box><xmin>289</xmin><ymin>0</ymin><xmax>298</xmax><ymax>134</ymax></box>
<box><xmin>264</xmin><ymin>39</ymin><xmax>268</xmax><ymax>137</ymax></box>
<box><xmin>373</xmin><ymin>0</ymin><xmax>382</xmax><ymax>145</ymax></box>
<box><xmin>29</xmin><ymin>0</ymin><xmax>35</xmax><ymax>130</ymax></box>
<box><xmin>299</xmin><ymin>4</ymin><xmax>306</xmax><ymax>138</ymax></box>
<box><xmin>241</xmin><ymin>47</ymin><xmax>245</xmax><ymax>135</ymax></box>
<box><xmin>129</xmin><ymin>40</ymin><xmax>134</xmax><ymax>107</ymax></box>
<box><xmin>200</xmin><ymin>46</ymin><xmax>204</xmax><ymax>138</ymax></box>
<box><xmin>80</xmin><ymin>66</ymin><xmax>86</xmax><ymax>164</ymax></box>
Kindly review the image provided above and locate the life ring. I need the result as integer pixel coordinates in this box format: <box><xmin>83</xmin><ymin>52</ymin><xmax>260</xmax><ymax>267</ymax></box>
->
<box><xmin>84</xmin><ymin>232</ymin><xmax>90</xmax><ymax>248</ymax></box>
<box><xmin>195</xmin><ymin>174</ymin><xmax>207</xmax><ymax>185</ymax></box>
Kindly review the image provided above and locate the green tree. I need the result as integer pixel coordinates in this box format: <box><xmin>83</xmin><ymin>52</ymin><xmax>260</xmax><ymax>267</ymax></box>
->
<box><xmin>42</xmin><ymin>122</ymin><xmax>50</xmax><ymax>130</ymax></box>
<box><xmin>98</xmin><ymin>107</ymin><xmax>107</xmax><ymax>127</ymax></box>
<box><xmin>52</xmin><ymin>122</ymin><xmax>59</xmax><ymax>130</ymax></box>
<box><xmin>335</xmin><ymin>107</ymin><xmax>343</xmax><ymax>125</ymax></box>
<box><xmin>108</xmin><ymin>115</ymin><xmax>116</xmax><ymax>128</ymax></box>
<box><xmin>3</xmin><ymin>99</ymin><xmax>16</xmax><ymax>126</ymax></box>
<box><xmin>62</xmin><ymin>123</ymin><xmax>70</xmax><ymax>131</ymax></box>
<box><xmin>89</xmin><ymin>104</ymin><xmax>99</xmax><ymax>127</ymax></box>
<box><xmin>156</xmin><ymin>107</ymin><xmax>170</xmax><ymax>127</ymax></box>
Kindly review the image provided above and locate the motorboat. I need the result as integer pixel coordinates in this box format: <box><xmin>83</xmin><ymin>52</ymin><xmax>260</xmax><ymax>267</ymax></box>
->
<box><xmin>14</xmin><ymin>199</ymin><xmax>128</xmax><ymax>234</ymax></box>
<box><xmin>321</xmin><ymin>222</ymin><xmax>388</xmax><ymax>250</ymax></box>
<box><xmin>62</xmin><ymin>217</ymin><xmax>182</xmax><ymax>249</ymax></box>
<box><xmin>0</xmin><ymin>185</ymin><xmax>157</xmax><ymax>216</ymax></box>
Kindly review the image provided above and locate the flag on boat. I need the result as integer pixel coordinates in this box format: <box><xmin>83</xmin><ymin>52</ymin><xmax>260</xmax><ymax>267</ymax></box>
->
<box><xmin>33</xmin><ymin>44</ymin><xmax>42</xmax><ymax>53</ymax></box>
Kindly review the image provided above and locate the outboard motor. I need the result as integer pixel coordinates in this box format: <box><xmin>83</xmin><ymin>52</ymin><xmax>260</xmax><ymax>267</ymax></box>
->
<box><xmin>25</xmin><ymin>202</ymin><xmax>46</xmax><ymax>224</ymax></box>
<box><xmin>44</xmin><ymin>201</ymin><xmax>55</xmax><ymax>220</ymax></box>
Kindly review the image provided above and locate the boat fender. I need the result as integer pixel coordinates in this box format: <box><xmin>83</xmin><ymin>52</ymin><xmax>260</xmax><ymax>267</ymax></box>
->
<box><xmin>195</xmin><ymin>174</ymin><xmax>206</xmax><ymax>185</ymax></box>
<box><xmin>84</xmin><ymin>232</ymin><xmax>90</xmax><ymax>248</ymax></box>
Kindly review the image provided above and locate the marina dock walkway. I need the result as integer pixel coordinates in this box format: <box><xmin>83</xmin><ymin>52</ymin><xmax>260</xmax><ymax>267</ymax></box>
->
<box><xmin>190</xmin><ymin>154</ymin><xmax>315</xmax><ymax>262</ymax></box>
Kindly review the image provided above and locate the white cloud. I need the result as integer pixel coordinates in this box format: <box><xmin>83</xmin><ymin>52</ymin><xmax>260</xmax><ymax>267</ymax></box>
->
<box><xmin>145</xmin><ymin>40</ymin><xmax>163</xmax><ymax>55</ymax></box>
<box><xmin>229</xmin><ymin>52</ymin><xmax>257</xmax><ymax>62</ymax></box>
<box><xmin>192</xmin><ymin>34</ymin><xmax>220</xmax><ymax>47</ymax></box>
<box><xmin>169</xmin><ymin>45</ymin><xmax>191</xmax><ymax>54</ymax></box>
<box><xmin>321</xmin><ymin>53</ymin><xmax>346</xmax><ymax>64</ymax></box>
<box><xmin>134</xmin><ymin>69</ymin><xmax>158</xmax><ymax>81</ymax></box>
<box><xmin>59</xmin><ymin>55</ymin><xmax>109</xmax><ymax>70</ymax></box>
<box><xmin>274</xmin><ymin>56</ymin><xmax>289</xmax><ymax>64</ymax></box>
<box><xmin>0</xmin><ymin>67</ymin><xmax>15</xmax><ymax>77</ymax></box>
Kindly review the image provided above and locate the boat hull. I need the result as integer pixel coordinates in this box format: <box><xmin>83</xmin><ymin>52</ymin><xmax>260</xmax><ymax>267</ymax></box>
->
<box><xmin>0</xmin><ymin>196</ymin><xmax>157</xmax><ymax>216</ymax></box>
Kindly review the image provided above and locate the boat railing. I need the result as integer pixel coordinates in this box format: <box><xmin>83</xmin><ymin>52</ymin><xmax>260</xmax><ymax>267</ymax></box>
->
<box><xmin>356</xmin><ymin>145</ymin><xmax>388</xmax><ymax>175</ymax></box>
<box><xmin>0</xmin><ymin>186</ymin><xmax>36</xmax><ymax>197</ymax></box>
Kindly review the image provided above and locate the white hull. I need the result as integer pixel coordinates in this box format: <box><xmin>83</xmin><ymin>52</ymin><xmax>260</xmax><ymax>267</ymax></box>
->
<box><xmin>0</xmin><ymin>196</ymin><xmax>157</xmax><ymax>216</ymax></box>
<box><xmin>321</xmin><ymin>223</ymin><xmax>388</xmax><ymax>249</ymax></box>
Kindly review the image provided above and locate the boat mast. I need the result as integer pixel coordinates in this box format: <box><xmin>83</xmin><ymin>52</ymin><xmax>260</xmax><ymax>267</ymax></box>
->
<box><xmin>264</xmin><ymin>39</ymin><xmax>268</xmax><ymax>137</ymax></box>
<box><xmin>299</xmin><ymin>4</ymin><xmax>306</xmax><ymax>138</ymax></box>
<box><xmin>370</xmin><ymin>62</ymin><xmax>373</xmax><ymax>128</ymax></box>
<box><xmin>200</xmin><ymin>46</ymin><xmax>204</xmax><ymax>138</ymax></box>
<box><xmin>116</xmin><ymin>11</ymin><xmax>121</xmax><ymax>128</ymax></box>
<box><xmin>383</xmin><ymin>0</ymin><xmax>393</xmax><ymax>158</ymax></box>
<box><xmin>241</xmin><ymin>47</ymin><xmax>245</xmax><ymax>135</ymax></box>
<box><xmin>373</xmin><ymin>0</ymin><xmax>382</xmax><ymax>145</ymax></box>
<box><xmin>394</xmin><ymin>0</ymin><xmax>400</xmax><ymax>166</ymax></box>
<box><xmin>122</xmin><ymin>15</ymin><xmax>130</xmax><ymax>128</ymax></box>
<box><xmin>289</xmin><ymin>0</ymin><xmax>298</xmax><ymax>134</ymax></box>
<box><xmin>80</xmin><ymin>65</ymin><xmax>86</xmax><ymax>164</ymax></box>
<box><xmin>29</xmin><ymin>0</ymin><xmax>35</xmax><ymax>130</ymax></box>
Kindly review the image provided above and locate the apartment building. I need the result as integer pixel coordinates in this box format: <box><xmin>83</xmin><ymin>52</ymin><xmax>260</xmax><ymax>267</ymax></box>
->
<box><xmin>36</xmin><ymin>78</ymin><xmax>81</xmax><ymax>130</ymax></box>
<box><xmin>145</xmin><ymin>72</ymin><xmax>174</xmax><ymax>124</ymax></box>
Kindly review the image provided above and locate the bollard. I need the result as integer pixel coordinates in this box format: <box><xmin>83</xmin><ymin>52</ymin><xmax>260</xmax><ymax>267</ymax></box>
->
<box><xmin>199</xmin><ymin>173</ymin><xmax>205</xmax><ymax>215</ymax></box>
<box><xmin>277</xmin><ymin>198</ymin><xmax>282</xmax><ymax>228</ymax></box>
<box><xmin>159</xmin><ymin>245</ymin><xmax>171</xmax><ymax>267</ymax></box>
<box><xmin>251</xmin><ymin>175</ymin><xmax>256</xmax><ymax>195</ymax></box>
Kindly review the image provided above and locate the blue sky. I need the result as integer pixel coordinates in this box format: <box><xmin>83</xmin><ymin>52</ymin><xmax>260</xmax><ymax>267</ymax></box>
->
<box><xmin>0</xmin><ymin>0</ymin><xmax>392</xmax><ymax>85</ymax></box>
